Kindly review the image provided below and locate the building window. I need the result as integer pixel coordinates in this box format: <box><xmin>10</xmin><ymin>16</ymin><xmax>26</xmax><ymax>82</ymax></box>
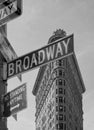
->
<box><xmin>59</xmin><ymin>123</ymin><xmax>63</xmax><ymax>129</ymax></box>
<box><xmin>59</xmin><ymin>79</ymin><xmax>63</xmax><ymax>85</ymax></box>
<box><xmin>56</xmin><ymin>89</ymin><xmax>58</xmax><ymax>94</ymax></box>
<box><xmin>58</xmin><ymin>60</ymin><xmax>62</xmax><ymax>66</ymax></box>
<box><xmin>56</xmin><ymin>79</ymin><xmax>66</xmax><ymax>86</ymax></box>
<box><xmin>59</xmin><ymin>114</ymin><xmax>63</xmax><ymax>120</ymax></box>
<box><xmin>64</xmin><ymin>89</ymin><xmax>66</xmax><ymax>95</ymax></box>
<box><xmin>56</xmin><ymin>106</ymin><xmax>58</xmax><ymax>111</ymax></box>
<box><xmin>63</xmin><ymin>71</ymin><xmax>65</xmax><ymax>77</ymax></box>
<box><xmin>64</xmin><ymin>80</ymin><xmax>66</xmax><ymax>86</ymax></box>
<box><xmin>64</xmin><ymin>115</ymin><xmax>66</xmax><ymax>121</ymax></box>
<box><xmin>56</xmin><ymin>97</ymin><xmax>58</xmax><ymax>103</ymax></box>
<box><xmin>58</xmin><ymin>69</ymin><xmax>65</xmax><ymax>77</ymax></box>
<box><xmin>56</xmin><ymin>59</ymin><xmax>62</xmax><ymax>66</ymax></box>
<box><xmin>56</xmin><ymin>123</ymin><xmax>64</xmax><ymax>129</ymax></box>
<box><xmin>56</xmin><ymin>79</ymin><xmax>57</xmax><ymax>85</ymax></box>
<box><xmin>63</xmin><ymin>59</ymin><xmax>67</xmax><ymax>67</ymax></box>
<box><xmin>64</xmin><ymin>106</ymin><xmax>66</xmax><ymax>112</ymax></box>
<box><xmin>59</xmin><ymin>97</ymin><xmax>63</xmax><ymax>103</ymax></box>
<box><xmin>64</xmin><ymin>97</ymin><xmax>66</xmax><ymax>103</ymax></box>
<box><xmin>56</xmin><ymin>115</ymin><xmax>58</xmax><ymax>120</ymax></box>
<box><xmin>51</xmin><ymin>62</ymin><xmax>54</xmax><ymax>69</ymax></box>
<box><xmin>56</xmin><ymin>59</ymin><xmax>67</xmax><ymax>67</ymax></box>
<box><xmin>59</xmin><ymin>69</ymin><xmax>62</xmax><ymax>76</ymax></box>
<box><xmin>64</xmin><ymin>124</ymin><xmax>66</xmax><ymax>130</ymax></box>
<box><xmin>59</xmin><ymin>105</ymin><xmax>63</xmax><ymax>112</ymax></box>
<box><xmin>59</xmin><ymin>88</ymin><xmax>63</xmax><ymax>94</ymax></box>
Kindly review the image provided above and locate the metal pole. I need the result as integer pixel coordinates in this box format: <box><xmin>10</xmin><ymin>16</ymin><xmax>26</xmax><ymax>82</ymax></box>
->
<box><xmin>0</xmin><ymin>25</ymin><xmax>8</xmax><ymax>130</ymax></box>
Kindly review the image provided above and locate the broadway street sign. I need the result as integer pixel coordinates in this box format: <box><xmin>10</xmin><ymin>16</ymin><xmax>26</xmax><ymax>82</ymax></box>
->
<box><xmin>7</xmin><ymin>34</ymin><xmax>74</xmax><ymax>79</ymax></box>
<box><xmin>0</xmin><ymin>0</ymin><xmax>22</xmax><ymax>26</ymax></box>
<box><xmin>3</xmin><ymin>83</ymin><xmax>27</xmax><ymax>117</ymax></box>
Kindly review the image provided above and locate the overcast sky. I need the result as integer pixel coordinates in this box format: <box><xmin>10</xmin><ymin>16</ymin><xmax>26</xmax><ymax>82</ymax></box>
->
<box><xmin>6</xmin><ymin>0</ymin><xmax>94</xmax><ymax>130</ymax></box>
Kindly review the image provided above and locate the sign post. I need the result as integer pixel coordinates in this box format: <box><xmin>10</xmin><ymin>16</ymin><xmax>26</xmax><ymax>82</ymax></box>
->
<box><xmin>0</xmin><ymin>24</ymin><xmax>8</xmax><ymax>130</ymax></box>
<box><xmin>7</xmin><ymin>34</ymin><xmax>74</xmax><ymax>79</ymax></box>
<box><xmin>3</xmin><ymin>83</ymin><xmax>27</xmax><ymax>117</ymax></box>
<box><xmin>0</xmin><ymin>0</ymin><xmax>22</xmax><ymax>129</ymax></box>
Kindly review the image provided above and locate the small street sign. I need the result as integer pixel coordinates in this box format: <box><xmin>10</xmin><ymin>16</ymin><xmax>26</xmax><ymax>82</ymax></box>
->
<box><xmin>7</xmin><ymin>34</ymin><xmax>74</xmax><ymax>79</ymax></box>
<box><xmin>0</xmin><ymin>0</ymin><xmax>22</xmax><ymax>26</ymax></box>
<box><xmin>3</xmin><ymin>83</ymin><xmax>27</xmax><ymax>117</ymax></box>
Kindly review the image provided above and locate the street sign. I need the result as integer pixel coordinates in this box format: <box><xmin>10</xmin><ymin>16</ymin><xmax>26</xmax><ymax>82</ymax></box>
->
<box><xmin>0</xmin><ymin>32</ymin><xmax>22</xmax><ymax>81</ymax></box>
<box><xmin>7</xmin><ymin>34</ymin><xmax>74</xmax><ymax>79</ymax></box>
<box><xmin>3</xmin><ymin>83</ymin><xmax>27</xmax><ymax>117</ymax></box>
<box><xmin>0</xmin><ymin>0</ymin><xmax>22</xmax><ymax>26</ymax></box>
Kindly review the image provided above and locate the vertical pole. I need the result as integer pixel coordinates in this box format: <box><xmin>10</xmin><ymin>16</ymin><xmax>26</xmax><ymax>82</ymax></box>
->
<box><xmin>0</xmin><ymin>24</ymin><xmax>8</xmax><ymax>130</ymax></box>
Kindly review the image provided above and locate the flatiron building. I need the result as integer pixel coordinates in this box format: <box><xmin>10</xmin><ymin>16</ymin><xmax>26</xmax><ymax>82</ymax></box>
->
<box><xmin>32</xmin><ymin>30</ymin><xmax>85</xmax><ymax>130</ymax></box>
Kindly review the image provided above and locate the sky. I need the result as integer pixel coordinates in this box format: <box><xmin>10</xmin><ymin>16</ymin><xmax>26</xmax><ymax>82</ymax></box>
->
<box><xmin>4</xmin><ymin>0</ymin><xmax>94</xmax><ymax>130</ymax></box>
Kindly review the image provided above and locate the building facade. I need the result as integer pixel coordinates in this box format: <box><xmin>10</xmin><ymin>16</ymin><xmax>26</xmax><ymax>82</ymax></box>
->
<box><xmin>32</xmin><ymin>29</ymin><xmax>85</xmax><ymax>130</ymax></box>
